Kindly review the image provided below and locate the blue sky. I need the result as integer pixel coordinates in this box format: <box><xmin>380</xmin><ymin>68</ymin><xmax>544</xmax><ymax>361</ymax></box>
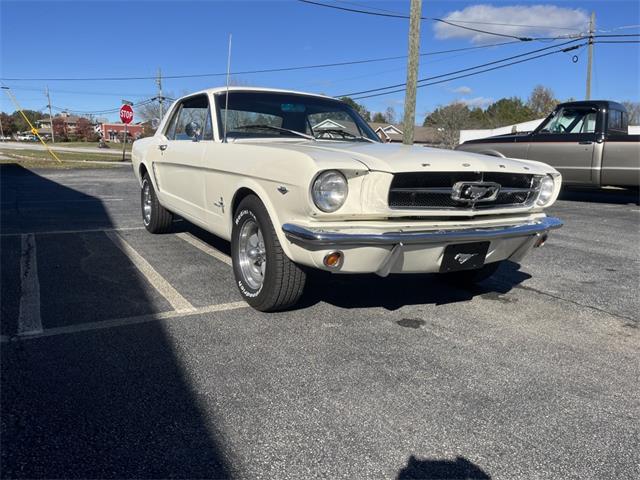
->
<box><xmin>1</xmin><ymin>0</ymin><xmax>638</xmax><ymax>123</ymax></box>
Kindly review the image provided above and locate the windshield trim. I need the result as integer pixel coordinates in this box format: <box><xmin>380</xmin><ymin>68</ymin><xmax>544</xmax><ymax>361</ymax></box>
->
<box><xmin>213</xmin><ymin>91</ymin><xmax>380</xmax><ymax>143</ymax></box>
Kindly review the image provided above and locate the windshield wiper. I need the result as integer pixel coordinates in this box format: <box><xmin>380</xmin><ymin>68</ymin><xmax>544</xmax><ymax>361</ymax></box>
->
<box><xmin>233</xmin><ymin>124</ymin><xmax>315</xmax><ymax>141</ymax></box>
<box><xmin>313</xmin><ymin>128</ymin><xmax>376</xmax><ymax>143</ymax></box>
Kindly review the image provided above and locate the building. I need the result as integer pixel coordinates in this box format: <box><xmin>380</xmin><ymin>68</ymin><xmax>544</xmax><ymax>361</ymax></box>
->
<box><xmin>96</xmin><ymin>122</ymin><xmax>145</xmax><ymax>143</ymax></box>
<box><xmin>369</xmin><ymin>122</ymin><xmax>441</xmax><ymax>146</ymax></box>
<box><xmin>36</xmin><ymin>112</ymin><xmax>84</xmax><ymax>137</ymax></box>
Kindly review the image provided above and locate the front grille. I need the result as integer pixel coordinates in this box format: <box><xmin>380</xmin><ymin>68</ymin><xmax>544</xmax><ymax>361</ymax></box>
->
<box><xmin>388</xmin><ymin>172</ymin><xmax>540</xmax><ymax>210</ymax></box>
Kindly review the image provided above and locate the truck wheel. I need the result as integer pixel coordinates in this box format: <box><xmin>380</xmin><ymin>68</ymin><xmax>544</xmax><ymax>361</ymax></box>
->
<box><xmin>232</xmin><ymin>195</ymin><xmax>306</xmax><ymax>311</ymax></box>
<box><xmin>443</xmin><ymin>261</ymin><xmax>501</xmax><ymax>286</ymax></box>
<box><xmin>141</xmin><ymin>173</ymin><xmax>173</xmax><ymax>233</ymax></box>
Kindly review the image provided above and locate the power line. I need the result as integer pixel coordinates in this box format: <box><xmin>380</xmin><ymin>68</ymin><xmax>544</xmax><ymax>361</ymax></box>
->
<box><xmin>349</xmin><ymin>43</ymin><xmax>587</xmax><ymax>100</ymax></box>
<box><xmin>0</xmin><ymin>42</ymin><xmax>523</xmax><ymax>82</ymax></box>
<box><xmin>297</xmin><ymin>0</ymin><xmax>584</xmax><ymax>41</ymax></box>
<box><xmin>340</xmin><ymin>38</ymin><xmax>583</xmax><ymax>97</ymax></box>
<box><xmin>335</xmin><ymin>0</ymin><xmax>586</xmax><ymax>31</ymax></box>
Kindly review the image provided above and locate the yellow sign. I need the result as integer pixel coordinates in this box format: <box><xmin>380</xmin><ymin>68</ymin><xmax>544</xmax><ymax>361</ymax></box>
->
<box><xmin>31</xmin><ymin>127</ymin><xmax>38</xmax><ymax>135</ymax></box>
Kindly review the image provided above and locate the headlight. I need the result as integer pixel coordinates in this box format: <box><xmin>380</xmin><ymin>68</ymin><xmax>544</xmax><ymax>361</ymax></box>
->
<box><xmin>312</xmin><ymin>170</ymin><xmax>348</xmax><ymax>212</ymax></box>
<box><xmin>536</xmin><ymin>175</ymin><xmax>555</xmax><ymax>206</ymax></box>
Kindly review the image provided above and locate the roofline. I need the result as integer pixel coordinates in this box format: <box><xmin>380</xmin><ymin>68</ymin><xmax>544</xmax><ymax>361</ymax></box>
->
<box><xmin>180</xmin><ymin>86</ymin><xmax>338</xmax><ymax>101</ymax></box>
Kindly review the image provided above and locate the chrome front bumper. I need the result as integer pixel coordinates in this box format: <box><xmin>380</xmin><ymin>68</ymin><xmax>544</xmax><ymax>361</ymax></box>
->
<box><xmin>282</xmin><ymin>217</ymin><xmax>563</xmax><ymax>248</ymax></box>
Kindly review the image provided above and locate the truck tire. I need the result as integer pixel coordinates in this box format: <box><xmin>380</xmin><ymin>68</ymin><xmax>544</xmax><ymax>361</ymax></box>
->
<box><xmin>443</xmin><ymin>261</ymin><xmax>501</xmax><ymax>286</ymax></box>
<box><xmin>141</xmin><ymin>173</ymin><xmax>173</xmax><ymax>233</ymax></box>
<box><xmin>232</xmin><ymin>195</ymin><xmax>306</xmax><ymax>311</ymax></box>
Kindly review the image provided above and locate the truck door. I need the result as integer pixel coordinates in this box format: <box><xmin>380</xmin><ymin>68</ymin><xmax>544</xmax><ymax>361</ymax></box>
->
<box><xmin>527</xmin><ymin>107</ymin><xmax>597</xmax><ymax>184</ymax></box>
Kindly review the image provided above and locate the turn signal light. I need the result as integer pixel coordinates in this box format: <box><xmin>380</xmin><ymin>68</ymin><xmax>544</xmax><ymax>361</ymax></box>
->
<box><xmin>323</xmin><ymin>251</ymin><xmax>343</xmax><ymax>268</ymax></box>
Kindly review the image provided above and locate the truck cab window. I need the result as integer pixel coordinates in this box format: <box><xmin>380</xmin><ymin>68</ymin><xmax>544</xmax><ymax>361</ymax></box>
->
<box><xmin>540</xmin><ymin>107</ymin><xmax>596</xmax><ymax>134</ymax></box>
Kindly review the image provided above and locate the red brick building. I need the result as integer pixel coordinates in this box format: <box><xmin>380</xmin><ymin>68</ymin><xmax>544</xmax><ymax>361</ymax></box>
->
<box><xmin>97</xmin><ymin>123</ymin><xmax>145</xmax><ymax>143</ymax></box>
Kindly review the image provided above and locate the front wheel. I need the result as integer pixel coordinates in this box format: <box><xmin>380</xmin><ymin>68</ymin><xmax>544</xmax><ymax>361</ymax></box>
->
<box><xmin>232</xmin><ymin>195</ymin><xmax>306</xmax><ymax>311</ymax></box>
<box><xmin>141</xmin><ymin>173</ymin><xmax>173</xmax><ymax>233</ymax></box>
<box><xmin>443</xmin><ymin>261</ymin><xmax>502</xmax><ymax>286</ymax></box>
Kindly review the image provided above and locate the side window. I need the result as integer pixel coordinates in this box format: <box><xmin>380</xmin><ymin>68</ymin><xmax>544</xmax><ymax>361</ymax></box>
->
<box><xmin>165</xmin><ymin>95</ymin><xmax>213</xmax><ymax>141</ymax></box>
<box><xmin>608</xmin><ymin>110</ymin><xmax>626</xmax><ymax>133</ymax></box>
<box><xmin>164</xmin><ymin>105</ymin><xmax>181</xmax><ymax>140</ymax></box>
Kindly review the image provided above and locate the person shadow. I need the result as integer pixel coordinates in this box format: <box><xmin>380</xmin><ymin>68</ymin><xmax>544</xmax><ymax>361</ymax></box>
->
<box><xmin>397</xmin><ymin>455</ymin><xmax>491</xmax><ymax>479</ymax></box>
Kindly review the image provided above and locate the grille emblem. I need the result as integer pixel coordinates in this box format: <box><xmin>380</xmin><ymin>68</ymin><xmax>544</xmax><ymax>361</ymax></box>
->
<box><xmin>451</xmin><ymin>181</ymin><xmax>501</xmax><ymax>205</ymax></box>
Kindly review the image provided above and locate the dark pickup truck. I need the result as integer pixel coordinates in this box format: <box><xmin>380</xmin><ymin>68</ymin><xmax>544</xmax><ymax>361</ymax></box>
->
<box><xmin>456</xmin><ymin>100</ymin><xmax>640</xmax><ymax>188</ymax></box>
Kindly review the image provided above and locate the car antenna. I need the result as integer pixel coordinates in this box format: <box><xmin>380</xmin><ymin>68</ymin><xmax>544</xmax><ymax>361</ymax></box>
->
<box><xmin>223</xmin><ymin>33</ymin><xmax>232</xmax><ymax>143</ymax></box>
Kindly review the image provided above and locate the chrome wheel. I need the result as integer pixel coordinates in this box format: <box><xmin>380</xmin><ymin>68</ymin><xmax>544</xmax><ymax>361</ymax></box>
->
<box><xmin>142</xmin><ymin>180</ymin><xmax>152</xmax><ymax>226</ymax></box>
<box><xmin>238</xmin><ymin>218</ymin><xmax>266</xmax><ymax>290</ymax></box>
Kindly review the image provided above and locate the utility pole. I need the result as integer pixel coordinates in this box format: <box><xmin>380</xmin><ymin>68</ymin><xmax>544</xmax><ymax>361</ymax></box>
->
<box><xmin>45</xmin><ymin>86</ymin><xmax>55</xmax><ymax>143</ymax></box>
<box><xmin>0</xmin><ymin>113</ymin><xmax>5</xmax><ymax>141</ymax></box>
<box><xmin>586</xmin><ymin>11</ymin><xmax>595</xmax><ymax>100</ymax></box>
<box><xmin>402</xmin><ymin>0</ymin><xmax>422</xmax><ymax>145</ymax></box>
<box><xmin>156</xmin><ymin>67</ymin><xmax>164</xmax><ymax>120</ymax></box>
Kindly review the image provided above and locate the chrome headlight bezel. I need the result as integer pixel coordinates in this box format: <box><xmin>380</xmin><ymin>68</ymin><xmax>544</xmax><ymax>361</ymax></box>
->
<box><xmin>311</xmin><ymin>170</ymin><xmax>348</xmax><ymax>213</ymax></box>
<box><xmin>536</xmin><ymin>175</ymin><xmax>556</xmax><ymax>207</ymax></box>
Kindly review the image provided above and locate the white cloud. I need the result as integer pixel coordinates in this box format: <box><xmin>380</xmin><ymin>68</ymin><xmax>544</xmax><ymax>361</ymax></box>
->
<box><xmin>451</xmin><ymin>86</ymin><xmax>472</xmax><ymax>95</ymax></box>
<box><xmin>434</xmin><ymin>5</ymin><xmax>589</xmax><ymax>44</ymax></box>
<box><xmin>459</xmin><ymin>96</ymin><xmax>494</xmax><ymax>108</ymax></box>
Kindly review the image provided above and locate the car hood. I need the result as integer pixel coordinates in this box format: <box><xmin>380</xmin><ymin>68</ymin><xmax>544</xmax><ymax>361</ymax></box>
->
<box><xmin>258</xmin><ymin>140</ymin><xmax>553</xmax><ymax>175</ymax></box>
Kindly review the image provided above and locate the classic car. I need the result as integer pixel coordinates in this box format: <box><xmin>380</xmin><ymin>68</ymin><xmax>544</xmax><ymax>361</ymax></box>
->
<box><xmin>456</xmin><ymin>100</ymin><xmax>640</xmax><ymax>188</ymax></box>
<box><xmin>132</xmin><ymin>87</ymin><xmax>563</xmax><ymax>311</ymax></box>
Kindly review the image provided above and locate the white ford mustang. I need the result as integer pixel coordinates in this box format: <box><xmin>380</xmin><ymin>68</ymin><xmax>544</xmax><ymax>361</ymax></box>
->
<box><xmin>132</xmin><ymin>87</ymin><xmax>562</xmax><ymax>311</ymax></box>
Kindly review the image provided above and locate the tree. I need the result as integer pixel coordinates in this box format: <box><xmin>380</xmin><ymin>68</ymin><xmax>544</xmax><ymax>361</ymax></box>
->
<box><xmin>528</xmin><ymin>85</ymin><xmax>558</xmax><ymax>117</ymax></box>
<box><xmin>75</xmin><ymin>117</ymin><xmax>96</xmax><ymax>141</ymax></box>
<box><xmin>423</xmin><ymin>102</ymin><xmax>471</xmax><ymax>148</ymax></box>
<box><xmin>372</xmin><ymin>112</ymin><xmax>387</xmax><ymax>123</ymax></box>
<box><xmin>0</xmin><ymin>112</ymin><xmax>16</xmax><ymax>136</ymax></box>
<box><xmin>338</xmin><ymin>96</ymin><xmax>371</xmax><ymax>122</ymax></box>
<box><xmin>384</xmin><ymin>106</ymin><xmax>396</xmax><ymax>124</ymax></box>
<box><xmin>10</xmin><ymin>110</ymin><xmax>45</xmax><ymax>133</ymax></box>
<box><xmin>622</xmin><ymin>100</ymin><xmax>640</xmax><ymax>125</ymax></box>
<box><xmin>484</xmin><ymin>98</ymin><xmax>535</xmax><ymax>128</ymax></box>
<box><xmin>52</xmin><ymin>117</ymin><xmax>68</xmax><ymax>141</ymax></box>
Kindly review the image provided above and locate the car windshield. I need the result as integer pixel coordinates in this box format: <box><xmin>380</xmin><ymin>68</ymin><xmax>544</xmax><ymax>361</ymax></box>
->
<box><xmin>216</xmin><ymin>91</ymin><xmax>380</xmax><ymax>142</ymax></box>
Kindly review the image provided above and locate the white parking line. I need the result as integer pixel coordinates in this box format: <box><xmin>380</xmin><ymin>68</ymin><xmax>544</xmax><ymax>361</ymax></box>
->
<box><xmin>105</xmin><ymin>231</ymin><xmax>195</xmax><ymax>312</ymax></box>
<box><xmin>0</xmin><ymin>226</ymin><xmax>145</xmax><ymax>238</ymax></box>
<box><xmin>175</xmin><ymin>232</ymin><xmax>232</xmax><ymax>266</ymax></box>
<box><xmin>1</xmin><ymin>301</ymin><xmax>248</xmax><ymax>342</ymax></box>
<box><xmin>18</xmin><ymin>234</ymin><xmax>43</xmax><ymax>336</ymax></box>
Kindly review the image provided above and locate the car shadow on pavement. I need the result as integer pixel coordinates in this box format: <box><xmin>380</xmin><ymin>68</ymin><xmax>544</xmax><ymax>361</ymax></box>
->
<box><xmin>397</xmin><ymin>455</ymin><xmax>490</xmax><ymax>479</ymax></box>
<box><xmin>298</xmin><ymin>261</ymin><xmax>530</xmax><ymax>311</ymax></box>
<box><xmin>1</xmin><ymin>164</ymin><xmax>232</xmax><ymax>478</ymax></box>
<box><xmin>559</xmin><ymin>186</ymin><xmax>639</xmax><ymax>205</ymax></box>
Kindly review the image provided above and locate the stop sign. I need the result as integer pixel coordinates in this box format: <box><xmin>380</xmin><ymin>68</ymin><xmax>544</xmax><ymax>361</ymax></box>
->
<box><xmin>120</xmin><ymin>104</ymin><xmax>134</xmax><ymax>124</ymax></box>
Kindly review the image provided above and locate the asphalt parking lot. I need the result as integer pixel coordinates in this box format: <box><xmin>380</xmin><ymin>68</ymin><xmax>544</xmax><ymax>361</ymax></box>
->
<box><xmin>1</xmin><ymin>163</ymin><xmax>638</xmax><ymax>479</ymax></box>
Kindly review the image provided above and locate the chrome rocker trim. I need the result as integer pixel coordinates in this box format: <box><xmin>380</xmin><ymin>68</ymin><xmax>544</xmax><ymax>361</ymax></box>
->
<box><xmin>282</xmin><ymin>217</ymin><xmax>563</xmax><ymax>248</ymax></box>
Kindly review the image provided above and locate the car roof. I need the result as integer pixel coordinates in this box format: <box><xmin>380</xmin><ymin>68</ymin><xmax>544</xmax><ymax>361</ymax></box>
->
<box><xmin>183</xmin><ymin>86</ymin><xmax>338</xmax><ymax>101</ymax></box>
<box><xmin>558</xmin><ymin>100</ymin><xmax>626</xmax><ymax>111</ymax></box>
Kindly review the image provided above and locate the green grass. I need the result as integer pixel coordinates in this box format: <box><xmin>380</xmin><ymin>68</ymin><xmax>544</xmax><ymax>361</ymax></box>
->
<box><xmin>0</xmin><ymin>148</ymin><xmax>128</xmax><ymax>169</ymax></box>
<box><xmin>54</xmin><ymin>141</ymin><xmax>133</xmax><ymax>151</ymax></box>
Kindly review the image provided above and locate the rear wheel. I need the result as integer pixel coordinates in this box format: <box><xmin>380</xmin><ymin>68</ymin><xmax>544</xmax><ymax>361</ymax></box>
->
<box><xmin>232</xmin><ymin>195</ymin><xmax>306</xmax><ymax>311</ymax></box>
<box><xmin>443</xmin><ymin>261</ymin><xmax>501</xmax><ymax>286</ymax></box>
<box><xmin>141</xmin><ymin>173</ymin><xmax>173</xmax><ymax>233</ymax></box>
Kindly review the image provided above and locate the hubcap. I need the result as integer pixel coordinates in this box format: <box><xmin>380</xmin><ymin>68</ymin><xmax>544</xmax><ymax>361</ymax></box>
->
<box><xmin>238</xmin><ymin>218</ymin><xmax>266</xmax><ymax>290</ymax></box>
<box><xmin>142</xmin><ymin>181</ymin><xmax>152</xmax><ymax>225</ymax></box>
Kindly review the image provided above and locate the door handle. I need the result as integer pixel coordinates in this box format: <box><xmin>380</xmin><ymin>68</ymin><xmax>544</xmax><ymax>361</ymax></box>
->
<box><xmin>158</xmin><ymin>144</ymin><xmax>167</xmax><ymax>151</ymax></box>
<box><xmin>578</xmin><ymin>141</ymin><xmax>593</xmax><ymax>145</ymax></box>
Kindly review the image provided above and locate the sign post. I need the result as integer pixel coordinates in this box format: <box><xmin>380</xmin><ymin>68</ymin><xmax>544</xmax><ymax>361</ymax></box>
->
<box><xmin>119</xmin><ymin>101</ymin><xmax>134</xmax><ymax>162</ymax></box>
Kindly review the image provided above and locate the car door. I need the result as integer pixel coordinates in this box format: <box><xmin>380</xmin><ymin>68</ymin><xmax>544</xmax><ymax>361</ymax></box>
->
<box><xmin>526</xmin><ymin>107</ymin><xmax>598</xmax><ymax>184</ymax></box>
<box><xmin>153</xmin><ymin>94</ymin><xmax>214</xmax><ymax>222</ymax></box>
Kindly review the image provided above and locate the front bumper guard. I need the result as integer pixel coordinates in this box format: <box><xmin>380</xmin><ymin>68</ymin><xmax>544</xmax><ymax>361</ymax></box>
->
<box><xmin>282</xmin><ymin>217</ymin><xmax>563</xmax><ymax>248</ymax></box>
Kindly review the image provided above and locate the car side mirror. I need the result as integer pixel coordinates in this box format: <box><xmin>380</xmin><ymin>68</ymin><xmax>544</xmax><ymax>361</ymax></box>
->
<box><xmin>185</xmin><ymin>121</ymin><xmax>201</xmax><ymax>141</ymax></box>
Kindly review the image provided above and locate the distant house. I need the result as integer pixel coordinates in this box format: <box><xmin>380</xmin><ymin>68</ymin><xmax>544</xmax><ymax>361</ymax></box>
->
<box><xmin>36</xmin><ymin>112</ymin><xmax>85</xmax><ymax>137</ymax></box>
<box><xmin>369</xmin><ymin>122</ymin><xmax>441</xmax><ymax>146</ymax></box>
<box><xmin>96</xmin><ymin>122</ymin><xmax>144</xmax><ymax>143</ymax></box>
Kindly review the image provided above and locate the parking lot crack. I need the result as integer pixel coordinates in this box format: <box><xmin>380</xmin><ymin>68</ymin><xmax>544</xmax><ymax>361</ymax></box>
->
<box><xmin>515</xmin><ymin>284</ymin><xmax>637</xmax><ymax>326</ymax></box>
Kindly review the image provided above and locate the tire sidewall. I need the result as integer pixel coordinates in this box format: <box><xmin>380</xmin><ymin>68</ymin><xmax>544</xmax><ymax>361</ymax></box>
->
<box><xmin>232</xmin><ymin>199</ymin><xmax>278</xmax><ymax>305</ymax></box>
<box><xmin>141</xmin><ymin>177</ymin><xmax>152</xmax><ymax>227</ymax></box>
